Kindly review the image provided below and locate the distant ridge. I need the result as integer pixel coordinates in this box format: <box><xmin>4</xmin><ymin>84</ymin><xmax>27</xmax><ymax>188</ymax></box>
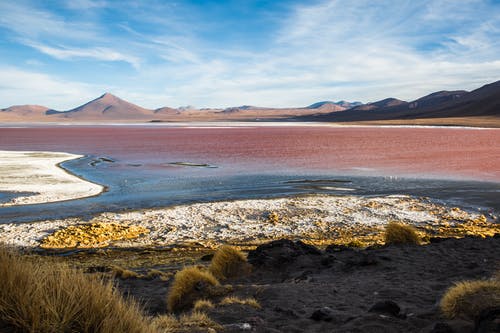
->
<box><xmin>350</xmin><ymin>98</ymin><xmax>407</xmax><ymax>111</ymax></box>
<box><xmin>300</xmin><ymin>80</ymin><xmax>500</xmax><ymax>125</ymax></box>
<box><xmin>307</xmin><ymin>101</ymin><xmax>362</xmax><ymax>111</ymax></box>
<box><xmin>1</xmin><ymin>80</ymin><xmax>499</xmax><ymax>126</ymax></box>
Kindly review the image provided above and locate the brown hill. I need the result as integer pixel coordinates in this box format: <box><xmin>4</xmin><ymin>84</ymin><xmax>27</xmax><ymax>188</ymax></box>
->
<box><xmin>46</xmin><ymin>93</ymin><xmax>154</xmax><ymax>120</ymax></box>
<box><xmin>0</xmin><ymin>105</ymin><xmax>49</xmax><ymax>121</ymax></box>
<box><xmin>1</xmin><ymin>80</ymin><xmax>499</xmax><ymax>126</ymax></box>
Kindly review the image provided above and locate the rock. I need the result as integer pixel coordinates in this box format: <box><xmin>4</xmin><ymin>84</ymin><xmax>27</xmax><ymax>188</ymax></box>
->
<box><xmin>320</xmin><ymin>254</ymin><xmax>336</xmax><ymax>266</ymax></box>
<box><xmin>343</xmin><ymin>251</ymin><xmax>379</xmax><ymax>268</ymax></box>
<box><xmin>274</xmin><ymin>306</ymin><xmax>299</xmax><ymax>318</ymax></box>
<box><xmin>247</xmin><ymin>239</ymin><xmax>321</xmax><ymax>268</ymax></box>
<box><xmin>325</xmin><ymin>244</ymin><xmax>355</xmax><ymax>253</ymax></box>
<box><xmin>474</xmin><ymin>306</ymin><xmax>500</xmax><ymax>333</ymax></box>
<box><xmin>200</xmin><ymin>253</ymin><xmax>214</xmax><ymax>261</ymax></box>
<box><xmin>223</xmin><ymin>323</ymin><xmax>252</xmax><ymax>331</ymax></box>
<box><xmin>310</xmin><ymin>307</ymin><xmax>334</xmax><ymax>322</ymax></box>
<box><xmin>368</xmin><ymin>300</ymin><xmax>402</xmax><ymax>318</ymax></box>
<box><xmin>429</xmin><ymin>322</ymin><xmax>454</xmax><ymax>333</ymax></box>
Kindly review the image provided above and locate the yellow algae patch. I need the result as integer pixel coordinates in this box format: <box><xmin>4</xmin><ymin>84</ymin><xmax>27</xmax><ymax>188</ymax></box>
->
<box><xmin>40</xmin><ymin>222</ymin><xmax>149</xmax><ymax>248</ymax></box>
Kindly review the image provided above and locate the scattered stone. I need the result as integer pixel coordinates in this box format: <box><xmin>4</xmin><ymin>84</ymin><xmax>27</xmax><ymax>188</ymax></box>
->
<box><xmin>274</xmin><ymin>306</ymin><xmax>299</xmax><ymax>318</ymax></box>
<box><xmin>343</xmin><ymin>251</ymin><xmax>379</xmax><ymax>268</ymax></box>
<box><xmin>310</xmin><ymin>307</ymin><xmax>334</xmax><ymax>322</ymax></box>
<box><xmin>368</xmin><ymin>300</ymin><xmax>402</xmax><ymax>318</ymax></box>
<box><xmin>247</xmin><ymin>239</ymin><xmax>321</xmax><ymax>268</ymax></box>
<box><xmin>223</xmin><ymin>323</ymin><xmax>252</xmax><ymax>331</ymax></box>
<box><xmin>325</xmin><ymin>244</ymin><xmax>355</xmax><ymax>253</ymax></box>
<box><xmin>429</xmin><ymin>322</ymin><xmax>454</xmax><ymax>333</ymax></box>
<box><xmin>474</xmin><ymin>306</ymin><xmax>500</xmax><ymax>333</ymax></box>
<box><xmin>200</xmin><ymin>253</ymin><xmax>214</xmax><ymax>261</ymax></box>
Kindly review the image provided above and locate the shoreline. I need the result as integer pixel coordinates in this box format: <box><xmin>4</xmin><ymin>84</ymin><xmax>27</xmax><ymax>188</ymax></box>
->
<box><xmin>1</xmin><ymin>193</ymin><xmax>497</xmax><ymax>250</ymax></box>
<box><xmin>0</xmin><ymin>150</ymin><xmax>105</xmax><ymax>207</ymax></box>
<box><xmin>1</xmin><ymin>121</ymin><xmax>499</xmax><ymax>129</ymax></box>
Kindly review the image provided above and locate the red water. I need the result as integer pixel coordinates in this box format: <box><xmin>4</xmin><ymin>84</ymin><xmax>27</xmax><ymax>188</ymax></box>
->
<box><xmin>1</xmin><ymin>126</ymin><xmax>499</xmax><ymax>182</ymax></box>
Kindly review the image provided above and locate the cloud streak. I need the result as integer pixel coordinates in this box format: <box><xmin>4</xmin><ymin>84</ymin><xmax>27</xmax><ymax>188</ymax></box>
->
<box><xmin>27</xmin><ymin>43</ymin><xmax>141</xmax><ymax>69</ymax></box>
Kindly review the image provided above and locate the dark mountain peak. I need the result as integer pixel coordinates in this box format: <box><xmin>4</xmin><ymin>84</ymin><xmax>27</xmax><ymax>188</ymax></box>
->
<box><xmin>372</xmin><ymin>98</ymin><xmax>407</xmax><ymax>108</ymax></box>
<box><xmin>415</xmin><ymin>90</ymin><xmax>467</xmax><ymax>102</ymax></box>
<box><xmin>351</xmin><ymin>98</ymin><xmax>407</xmax><ymax>111</ymax></box>
<box><xmin>408</xmin><ymin>90</ymin><xmax>467</xmax><ymax>110</ymax></box>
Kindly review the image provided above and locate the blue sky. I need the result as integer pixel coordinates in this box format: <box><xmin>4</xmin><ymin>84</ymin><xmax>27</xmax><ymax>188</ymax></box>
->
<box><xmin>1</xmin><ymin>0</ymin><xmax>500</xmax><ymax>109</ymax></box>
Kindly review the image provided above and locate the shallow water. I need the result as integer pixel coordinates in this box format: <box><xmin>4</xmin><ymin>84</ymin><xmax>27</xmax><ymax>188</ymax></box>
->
<box><xmin>0</xmin><ymin>125</ymin><xmax>499</xmax><ymax>223</ymax></box>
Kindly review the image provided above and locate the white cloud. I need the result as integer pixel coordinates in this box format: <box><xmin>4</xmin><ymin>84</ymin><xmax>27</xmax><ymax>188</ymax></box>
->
<box><xmin>0</xmin><ymin>2</ymin><xmax>97</xmax><ymax>41</ymax></box>
<box><xmin>27</xmin><ymin>43</ymin><xmax>141</xmax><ymax>69</ymax></box>
<box><xmin>0</xmin><ymin>67</ymin><xmax>103</xmax><ymax>109</ymax></box>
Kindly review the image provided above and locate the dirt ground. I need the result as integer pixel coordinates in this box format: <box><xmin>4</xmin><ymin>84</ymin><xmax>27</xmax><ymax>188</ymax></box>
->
<box><xmin>42</xmin><ymin>235</ymin><xmax>498</xmax><ymax>332</ymax></box>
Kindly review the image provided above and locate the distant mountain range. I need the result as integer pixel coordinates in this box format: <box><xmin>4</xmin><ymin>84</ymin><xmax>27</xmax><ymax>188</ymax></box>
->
<box><xmin>1</xmin><ymin>80</ymin><xmax>499</xmax><ymax>126</ymax></box>
<box><xmin>300</xmin><ymin>81</ymin><xmax>500</xmax><ymax>126</ymax></box>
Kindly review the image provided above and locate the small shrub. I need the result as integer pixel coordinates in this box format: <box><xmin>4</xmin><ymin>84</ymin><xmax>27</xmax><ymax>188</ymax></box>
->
<box><xmin>152</xmin><ymin>311</ymin><xmax>221</xmax><ymax>332</ymax></box>
<box><xmin>167</xmin><ymin>266</ymin><xmax>220</xmax><ymax>313</ymax></box>
<box><xmin>193</xmin><ymin>299</ymin><xmax>214</xmax><ymax>311</ymax></box>
<box><xmin>440</xmin><ymin>279</ymin><xmax>500</xmax><ymax>319</ymax></box>
<box><xmin>112</xmin><ymin>265</ymin><xmax>141</xmax><ymax>279</ymax></box>
<box><xmin>144</xmin><ymin>269</ymin><xmax>172</xmax><ymax>281</ymax></box>
<box><xmin>0</xmin><ymin>247</ymin><xmax>152</xmax><ymax>333</ymax></box>
<box><xmin>384</xmin><ymin>222</ymin><xmax>420</xmax><ymax>245</ymax></box>
<box><xmin>209</xmin><ymin>245</ymin><xmax>251</xmax><ymax>280</ymax></box>
<box><xmin>267</xmin><ymin>211</ymin><xmax>279</xmax><ymax>224</ymax></box>
<box><xmin>220</xmin><ymin>296</ymin><xmax>261</xmax><ymax>309</ymax></box>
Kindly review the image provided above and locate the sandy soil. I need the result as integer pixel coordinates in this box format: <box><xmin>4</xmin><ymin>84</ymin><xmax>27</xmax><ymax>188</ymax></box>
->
<box><xmin>0</xmin><ymin>151</ymin><xmax>104</xmax><ymax>206</ymax></box>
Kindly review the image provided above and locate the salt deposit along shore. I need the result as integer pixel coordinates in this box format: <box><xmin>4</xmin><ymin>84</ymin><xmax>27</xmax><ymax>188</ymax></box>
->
<box><xmin>1</xmin><ymin>194</ymin><xmax>497</xmax><ymax>249</ymax></box>
<box><xmin>0</xmin><ymin>150</ymin><xmax>104</xmax><ymax>206</ymax></box>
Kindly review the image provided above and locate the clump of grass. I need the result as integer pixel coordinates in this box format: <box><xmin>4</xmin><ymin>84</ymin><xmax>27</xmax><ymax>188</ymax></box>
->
<box><xmin>167</xmin><ymin>266</ymin><xmax>220</xmax><ymax>313</ymax></box>
<box><xmin>384</xmin><ymin>221</ymin><xmax>420</xmax><ymax>245</ymax></box>
<box><xmin>346</xmin><ymin>239</ymin><xmax>365</xmax><ymax>248</ymax></box>
<box><xmin>440</xmin><ymin>279</ymin><xmax>500</xmax><ymax>320</ymax></box>
<box><xmin>112</xmin><ymin>265</ymin><xmax>141</xmax><ymax>279</ymax></box>
<box><xmin>0</xmin><ymin>247</ymin><xmax>153</xmax><ymax>333</ymax></box>
<box><xmin>209</xmin><ymin>245</ymin><xmax>251</xmax><ymax>280</ymax></box>
<box><xmin>266</xmin><ymin>211</ymin><xmax>279</xmax><ymax>224</ymax></box>
<box><xmin>144</xmin><ymin>269</ymin><xmax>172</xmax><ymax>281</ymax></box>
<box><xmin>193</xmin><ymin>299</ymin><xmax>214</xmax><ymax>311</ymax></box>
<box><xmin>220</xmin><ymin>296</ymin><xmax>261</xmax><ymax>309</ymax></box>
<box><xmin>152</xmin><ymin>311</ymin><xmax>221</xmax><ymax>332</ymax></box>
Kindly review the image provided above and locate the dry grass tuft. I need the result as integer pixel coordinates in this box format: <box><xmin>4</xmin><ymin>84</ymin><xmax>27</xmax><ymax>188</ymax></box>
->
<box><xmin>384</xmin><ymin>222</ymin><xmax>420</xmax><ymax>245</ymax></box>
<box><xmin>440</xmin><ymin>279</ymin><xmax>500</xmax><ymax>319</ymax></box>
<box><xmin>266</xmin><ymin>211</ymin><xmax>280</xmax><ymax>224</ymax></box>
<box><xmin>144</xmin><ymin>269</ymin><xmax>172</xmax><ymax>281</ymax></box>
<box><xmin>167</xmin><ymin>266</ymin><xmax>220</xmax><ymax>313</ymax></box>
<box><xmin>346</xmin><ymin>239</ymin><xmax>365</xmax><ymax>248</ymax></box>
<box><xmin>209</xmin><ymin>245</ymin><xmax>251</xmax><ymax>280</ymax></box>
<box><xmin>0</xmin><ymin>247</ymin><xmax>153</xmax><ymax>333</ymax></box>
<box><xmin>152</xmin><ymin>311</ymin><xmax>221</xmax><ymax>333</ymax></box>
<box><xmin>193</xmin><ymin>299</ymin><xmax>215</xmax><ymax>311</ymax></box>
<box><xmin>220</xmin><ymin>296</ymin><xmax>261</xmax><ymax>309</ymax></box>
<box><xmin>40</xmin><ymin>222</ymin><xmax>149</xmax><ymax>248</ymax></box>
<box><xmin>112</xmin><ymin>265</ymin><xmax>141</xmax><ymax>279</ymax></box>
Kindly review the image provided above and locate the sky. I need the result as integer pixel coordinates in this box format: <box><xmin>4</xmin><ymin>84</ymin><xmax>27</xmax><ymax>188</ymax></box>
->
<box><xmin>1</xmin><ymin>0</ymin><xmax>500</xmax><ymax>110</ymax></box>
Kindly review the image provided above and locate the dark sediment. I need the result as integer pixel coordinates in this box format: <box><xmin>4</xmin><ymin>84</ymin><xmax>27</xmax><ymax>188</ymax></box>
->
<box><xmin>112</xmin><ymin>235</ymin><xmax>499</xmax><ymax>332</ymax></box>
